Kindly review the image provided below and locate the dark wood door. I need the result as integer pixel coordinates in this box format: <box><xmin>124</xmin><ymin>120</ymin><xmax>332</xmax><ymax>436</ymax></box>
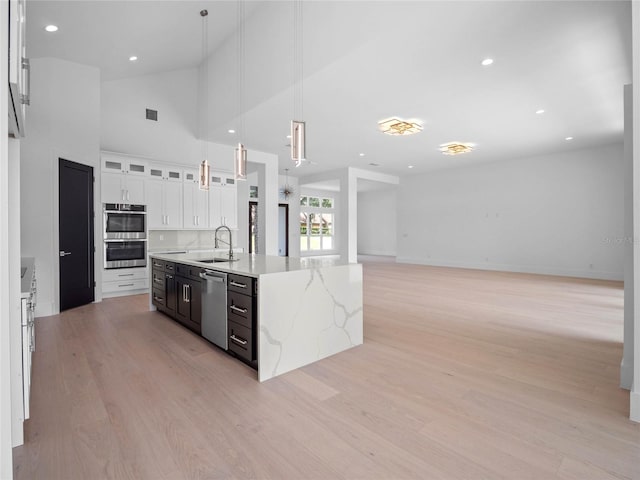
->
<box><xmin>59</xmin><ymin>158</ymin><xmax>95</xmax><ymax>311</ymax></box>
<box><xmin>165</xmin><ymin>273</ymin><xmax>176</xmax><ymax>315</ymax></box>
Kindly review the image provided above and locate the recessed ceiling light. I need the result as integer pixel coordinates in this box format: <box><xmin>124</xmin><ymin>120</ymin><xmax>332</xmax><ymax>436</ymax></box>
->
<box><xmin>440</xmin><ymin>142</ymin><xmax>475</xmax><ymax>156</ymax></box>
<box><xmin>535</xmin><ymin>109</ymin><xmax>545</xmax><ymax>114</ymax></box>
<box><xmin>481</xmin><ymin>58</ymin><xmax>494</xmax><ymax>66</ymax></box>
<box><xmin>565</xmin><ymin>136</ymin><xmax>574</xmax><ymax>141</ymax></box>
<box><xmin>45</xmin><ymin>25</ymin><xmax>58</xmax><ymax>32</ymax></box>
<box><xmin>286</xmin><ymin>134</ymin><xmax>291</xmax><ymax>139</ymax></box>
<box><xmin>408</xmin><ymin>165</ymin><xmax>414</xmax><ymax>169</ymax></box>
<box><xmin>378</xmin><ymin>117</ymin><xmax>423</xmax><ymax>136</ymax></box>
<box><xmin>359</xmin><ymin>153</ymin><xmax>365</xmax><ymax>157</ymax></box>
<box><xmin>129</xmin><ymin>56</ymin><xmax>138</xmax><ymax>62</ymax></box>
<box><xmin>228</xmin><ymin>129</ymin><xmax>236</xmax><ymax>134</ymax></box>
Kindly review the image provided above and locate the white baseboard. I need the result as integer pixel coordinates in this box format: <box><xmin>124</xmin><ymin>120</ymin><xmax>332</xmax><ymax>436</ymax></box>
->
<box><xmin>631</xmin><ymin>391</ymin><xmax>640</xmax><ymax>423</ymax></box>
<box><xmin>357</xmin><ymin>250</ymin><xmax>397</xmax><ymax>257</ymax></box>
<box><xmin>395</xmin><ymin>256</ymin><xmax>623</xmax><ymax>281</ymax></box>
<box><xmin>620</xmin><ymin>359</ymin><xmax>633</xmax><ymax>390</ymax></box>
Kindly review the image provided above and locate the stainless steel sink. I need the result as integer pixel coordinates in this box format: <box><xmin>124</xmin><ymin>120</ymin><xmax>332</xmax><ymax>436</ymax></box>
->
<box><xmin>199</xmin><ymin>258</ymin><xmax>238</xmax><ymax>264</ymax></box>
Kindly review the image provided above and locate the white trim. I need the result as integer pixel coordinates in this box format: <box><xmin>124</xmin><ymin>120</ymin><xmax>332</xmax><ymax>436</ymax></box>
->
<box><xmin>396</xmin><ymin>256</ymin><xmax>623</xmax><ymax>281</ymax></box>
<box><xmin>621</xmin><ymin>358</ymin><xmax>633</xmax><ymax>390</ymax></box>
<box><xmin>631</xmin><ymin>391</ymin><xmax>640</xmax><ymax>423</ymax></box>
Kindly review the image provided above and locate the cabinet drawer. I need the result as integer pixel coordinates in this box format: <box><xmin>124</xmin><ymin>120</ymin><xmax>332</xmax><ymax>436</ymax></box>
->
<box><xmin>227</xmin><ymin>291</ymin><xmax>253</xmax><ymax>329</ymax></box>
<box><xmin>103</xmin><ymin>267</ymin><xmax>147</xmax><ymax>282</ymax></box>
<box><xmin>102</xmin><ymin>277</ymin><xmax>148</xmax><ymax>293</ymax></box>
<box><xmin>228</xmin><ymin>320</ymin><xmax>253</xmax><ymax>362</ymax></box>
<box><xmin>152</xmin><ymin>270</ymin><xmax>165</xmax><ymax>290</ymax></box>
<box><xmin>176</xmin><ymin>263</ymin><xmax>202</xmax><ymax>280</ymax></box>
<box><xmin>151</xmin><ymin>258</ymin><xmax>166</xmax><ymax>270</ymax></box>
<box><xmin>228</xmin><ymin>274</ymin><xmax>256</xmax><ymax>296</ymax></box>
<box><xmin>152</xmin><ymin>288</ymin><xmax>165</xmax><ymax>307</ymax></box>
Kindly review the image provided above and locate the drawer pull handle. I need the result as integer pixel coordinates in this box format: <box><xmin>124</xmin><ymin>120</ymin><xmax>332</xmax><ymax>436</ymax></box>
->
<box><xmin>229</xmin><ymin>281</ymin><xmax>247</xmax><ymax>289</ymax></box>
<box><xmin>230</xmin><ymin>304</ymin><xmax>248</xmax><ymax>314</ymax></box>
<box><xmin>154</xmin><ymin>278</ymin><xmax>163</xmax><ymax>284</ymax></box>
<box><xmin>230</xmin><ymin>334</ymin><xmax>247</xmax><ymax>346</ymax></box>
<box><xmin>154</xmin><ymin>295</ymin><xmax>164</xmax><ymax>302</ymax></box>
<box><xmin>118</xmin><ymin>283</ymin><xmax>135</xmax><ymax>287</ymax></box>
<box><xmin>118</xmin><ymin>273</ymin><xmax>135</xmax><ymax>277</ymax></box>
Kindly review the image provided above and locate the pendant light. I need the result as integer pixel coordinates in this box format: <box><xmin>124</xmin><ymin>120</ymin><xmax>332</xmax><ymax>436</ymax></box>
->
<box><xmin>280</xmin><ymin>168</ymin><xmax>295</xmax><ymax>200</ymax></box>
<box><xmin>199</xmin><ymin>9</ymin><xmax>210</xmax><ymax>190</ymax></box>
<box><xmin>291</xmin><ymin>0</ymin><xmax>307</xmax><ymax>167</ymax></box>
<box><xmin>234</xmin><ymin>0</ymin><xmax>247</xmax><ymax>181</ymax></box>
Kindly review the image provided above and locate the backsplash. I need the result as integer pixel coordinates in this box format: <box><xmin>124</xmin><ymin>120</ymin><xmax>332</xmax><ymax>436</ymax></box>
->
<box><xmin>148</xmin><ymin>230</ymin><xmax>236</xmax><ymax>252</ymax></box>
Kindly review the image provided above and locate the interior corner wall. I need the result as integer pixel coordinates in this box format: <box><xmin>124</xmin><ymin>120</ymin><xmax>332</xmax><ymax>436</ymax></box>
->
<box><xmin>622</xmin><ymin>84</ymin><xmax>634</xmax><ymax>390</ymax></box>
<box><xmin>20</xmin><ymin>58</ymin><xmax>101</xmax><ymax>317</ymax></box>
<box><xmin>396</xmin><ymin>143</ymin><xmax>625</xmax><ymax>281</ymax></box>
<box><xmin>100</xmin><ymin>68</ymin><xmax>201</xmax><ymax>164</ymax></box>
<box><xmin>357</xmin><ymin>188</ymin><xmax>397</xmax><ymax>256</ymax></box>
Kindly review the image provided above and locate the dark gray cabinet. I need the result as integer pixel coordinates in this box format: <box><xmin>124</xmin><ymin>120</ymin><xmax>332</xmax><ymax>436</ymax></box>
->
<box><xmin>227</xmin><ymin>273</ymin><xmax>257</xmax><ymax>367</ymax></box>
<box><xmin>175</xmin><ymin>273</ymin><xmax>202</xmax><ymax>334</ymax></box>
<box><xmin>152</xmin><ymin>261</ymin><xmax>176</xmax><ymax>317</ymax></box>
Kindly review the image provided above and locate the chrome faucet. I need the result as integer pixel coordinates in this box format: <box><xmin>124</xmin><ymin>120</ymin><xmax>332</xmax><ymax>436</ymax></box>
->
<box><xmin>214</xmin><ymin>225</ymin><xmax>234</xmax><ymax>260</ymax></box>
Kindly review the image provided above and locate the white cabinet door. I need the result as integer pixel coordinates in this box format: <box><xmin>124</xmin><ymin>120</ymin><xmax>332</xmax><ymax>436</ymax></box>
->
<box><xmin>146</xmin><ymin>180</ymin><xmax>164</xmax><ymax>229</ymax></box>
<box><xmin>146</xmin><ymin>179</ymin><xmax>182</xmax><ymax>230</ymax></box>
<box><xmin>163</xmin><ymin>182</ymin><xmax>183</xmax><ymax>229</ymax></box>
<box><xmin>102</xmin><ymin>172</ymin><xmax>125</xmax><ymax>203</ymax></box>
<box><xmin>208</xmin><ymin>186</ymin><xmax>223</xmax><ymax>229</ymax></box>
<box><xmin>8</xmin><ymin>0</ymin><xmax>27</xmax><ymax>137</ymax></box>
<box><xmin>184</xmin><ymin>182</ymin><xmax>209</xmax><ymax>229</ymax></box>
<box><xmin>126</xmin><ymin>176</ymin><xmax>145</xmax><ymax>204</ymax></box>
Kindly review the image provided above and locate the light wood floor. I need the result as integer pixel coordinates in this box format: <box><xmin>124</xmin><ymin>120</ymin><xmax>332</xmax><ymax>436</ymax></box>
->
<box><xmin>13</xmin><ymin>262</ymin><xmax>640</xmax><ymax>480</ymax></box>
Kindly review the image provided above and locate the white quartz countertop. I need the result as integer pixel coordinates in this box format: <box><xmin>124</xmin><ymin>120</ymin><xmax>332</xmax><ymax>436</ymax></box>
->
<box><xmin>21</xmin><ymin>257</ymin><xmax>35</xmax><ymax>298</ymax></box>
<box><xmin>149</xmin><ymin>252</ymin><xmax>350</xmax><ymax>278</ymax></box>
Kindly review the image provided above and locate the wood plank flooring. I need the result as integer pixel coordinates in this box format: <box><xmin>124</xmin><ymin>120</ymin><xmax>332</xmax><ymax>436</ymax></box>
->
<box><xmin>13</xmin><ymin>262</ymin><xmax>640</xmax><ymax>479</ymax></box>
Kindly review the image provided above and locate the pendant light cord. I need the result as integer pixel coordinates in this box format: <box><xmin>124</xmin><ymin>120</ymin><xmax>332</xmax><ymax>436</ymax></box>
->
<box><xmin>237</xmin><ymin>1</ymin><xmax>245</xmax><ymax>144</ymax></box>
<box><xmin>293</xmin><ymin>0</ymin><xmax>303</xmax><ymax>121</ymax></box>
<box><xmin>201</xmin><ymin>10</ymin><xmax>209</xmax><ymax>164</ymax></box>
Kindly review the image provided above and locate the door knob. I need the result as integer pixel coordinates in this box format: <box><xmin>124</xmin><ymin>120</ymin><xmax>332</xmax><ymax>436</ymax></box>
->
<box><xmin>59</xmin><ymin>251</ymin><xmax>71</xmax><ymax>257</ymax></box>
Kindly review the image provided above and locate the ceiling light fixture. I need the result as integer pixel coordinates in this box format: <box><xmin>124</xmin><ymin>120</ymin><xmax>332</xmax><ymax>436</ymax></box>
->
<box><xmin>440</xmin><ymin>142</ymin><xmax>474</xmax><ymax>156</ymax></box>
<box><xmin>481</xmin><ymin>58</ymin><xmax>494</xmax><ymax>66</ymax></box>
<box><xmin>198</xmin><ymin>10</ymin><xmax>210</xmax><ymax>191</ymax></box>
<box><xmin>408</xmin><ymin>165</ymin><xmax>414</xmax><ymax>169</ymax></box>
<box><xmin>565</xmin><ymin>136</ymin><xmax>574</xmax><ymax>141</ymax></box>
<box><xmin>234</xmin><ymin>0</ymin><xmax>247</xmax><ymax>181</ymax></box>
<box><xmin>291</xmin><ymin>0</ymin><xmax>307</xmax><ymax>167</ymax></box>
<box><xmin>44</xmin><ymin>25</ymin><xmax>58</xmax><ymax>32</ymax></box>
<box><xmin>359</xmin><ymin>153</ymin><xmax>365</xmax><ymax>157</ymax></box>
<box><xmin>536</xmin><ymin>109</ymin><xmax>545</xmax><ymax>114</ymax></box>
<box><xmin>129</xmin><ymin>56</ymin><xmax>138</xmax><ymax>62</ymax></box>
<box><xmin>378</xmin><ymin>117</ymin><xmax>423</xmax><ymax>136</ymax></box>
<box><xmin>228</xmin><ymin>129</ymin><xmax>235</xmax><ymax>134</ymax></box>
<box><xmin>280</xmin><ymin>168</ymin><xmax>295</xmax><ymax>200</ymax></box>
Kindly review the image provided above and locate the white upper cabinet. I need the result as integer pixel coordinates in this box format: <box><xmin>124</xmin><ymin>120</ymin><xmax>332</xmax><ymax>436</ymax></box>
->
<box><xmin>183</xmin><ymin>169</ymin><xmax>209</xmax><ymax>229</ymax></box>
<box><xmin>101</xmin><ymin>153</ymin><xmax>147</xmax><ymax>204</ymax></box>
<box><xmin>208</xmin><ymin>171</ymin><xmax>237</xmax><ymax>229</ymax></box>
<box><xmin>8</xmin><ymin>0</ymin><xmax>29</xmax><ymax>137</ymax></box>
<box><xmin>146</xmin><ymin>166</ymin><xmax>183</xmax><ymax>230</ymax></box>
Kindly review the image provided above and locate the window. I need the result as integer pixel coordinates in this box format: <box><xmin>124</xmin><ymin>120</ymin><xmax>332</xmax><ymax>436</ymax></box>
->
<box><xmin>300</xmin><ymin>195</ymin><xmax>335</xmax><ymax>252</ymax></box>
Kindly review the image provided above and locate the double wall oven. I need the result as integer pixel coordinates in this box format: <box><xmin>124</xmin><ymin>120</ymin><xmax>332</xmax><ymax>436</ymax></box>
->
<box><xmin>104</xmin><ymin>203</ymin><xmax>147</xmax><ymax>269</ymax></box>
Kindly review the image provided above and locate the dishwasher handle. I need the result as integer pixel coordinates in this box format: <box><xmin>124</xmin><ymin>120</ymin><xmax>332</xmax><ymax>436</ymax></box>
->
<box><xmin>199</xmin><ymin>271</ymin><xmax>226</xmax><ymax>283</ymax></box>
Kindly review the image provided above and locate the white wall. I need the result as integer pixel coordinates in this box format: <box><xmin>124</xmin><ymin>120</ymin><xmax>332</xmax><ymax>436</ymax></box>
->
<box><xmin>101</xmin><ymin>68</ymin><xmax>201</xmax><ymax>165</ymax></box>
<box><xmin>397</xmin><ymin>143</ymin><xmax>625</xmax><ymax>281</ymax></box>
<box><xmin>622</xmin><ymin>84</ymin><xmax>634</xmax><ymax>390</ymax></box>
<box><xmin>358</xmin><ymin>187</ymin><xmax>397</xmax><ymax>256</ymax></box>
<box><xmin>20</xmin><ymin>58</ymin><xmax>101</xmax><ymax>316</ymax></box>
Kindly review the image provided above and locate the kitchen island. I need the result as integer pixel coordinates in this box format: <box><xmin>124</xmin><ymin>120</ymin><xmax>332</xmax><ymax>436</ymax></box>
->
<box><xmin>149</xmin><ymin>253</ymin><xmax>363</xmax><ymax>381</ymax></box>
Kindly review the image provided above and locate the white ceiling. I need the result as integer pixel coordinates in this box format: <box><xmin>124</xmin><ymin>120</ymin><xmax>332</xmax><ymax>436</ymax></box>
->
<box><xmin>27</xmin><ymin>1</ymin><xmax>632</xmax><ymax>178</ymax></box>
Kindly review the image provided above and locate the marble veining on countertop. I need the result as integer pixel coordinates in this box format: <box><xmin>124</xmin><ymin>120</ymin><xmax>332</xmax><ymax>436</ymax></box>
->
<box><xmin>149</xmin><ymin>252</ymin><xmax>351</xmax><ymax>278</ymax></box>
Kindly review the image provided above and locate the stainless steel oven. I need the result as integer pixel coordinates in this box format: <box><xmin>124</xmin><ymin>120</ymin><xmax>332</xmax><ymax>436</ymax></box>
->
<box><xmin>104</xmin><ymin>239</ymin><xmax>147</xmax><ymax>269</ymax></box>
<box><xmin>104</xmin><ymin>203</ymin><xmax>147</xmax><ymax>240</ymax></box>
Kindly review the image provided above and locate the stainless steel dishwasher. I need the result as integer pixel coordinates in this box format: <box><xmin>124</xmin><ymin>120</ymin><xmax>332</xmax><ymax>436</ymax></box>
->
<box><xmin>199</xmin><ymin>269</ymin><xmax>228</xmax><ymax>350</ymax></box>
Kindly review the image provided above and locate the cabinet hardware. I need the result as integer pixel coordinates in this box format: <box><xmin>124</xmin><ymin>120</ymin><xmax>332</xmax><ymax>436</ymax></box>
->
<box><xmin>118</xmin><ymin>283</ymin><xmax>135</xmax><ymax>287</ymax></box>
<box><xmin>21</xmin><ymin>57</ymin><xmax>31</xmax><ymax>105</ymax></box>
<box><xmin>119</xmin><ymin>273</ymin><xmax>135</xmax><ymax>277</ymax></box>
<box><xmin>229</xmin><ymin>281</ymin><xmax>247</xmax><ymax>289</ymax></box>
<box><xmin>185</xmin><ymin>284</ymin><xmax>190</xmax><ymax>303</ymax></box>
<box><xmin>230</xmin><ymin>335</ymin><xmax>247</xmax><ymax>346</ymax></box>
<box><xmin>59</xmin><ymin>251</ymin><xmax>72</xmax><ymax>257</ymax></box>
<box><xmin>166</xmin><ymin>274</ymin><xmax>173</xmax><ymax>279</ymax></box>
<box><xmin>230</xmin><ymin>305</ymin><xmax>248</xmax><ymax>314</ymax></box>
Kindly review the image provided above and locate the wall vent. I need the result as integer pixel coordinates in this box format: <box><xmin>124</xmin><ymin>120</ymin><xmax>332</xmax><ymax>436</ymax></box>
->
<box><xmin>146</xmin><ymin>109</ymin><xmax>158</xmax><ymax>121</ymax></box>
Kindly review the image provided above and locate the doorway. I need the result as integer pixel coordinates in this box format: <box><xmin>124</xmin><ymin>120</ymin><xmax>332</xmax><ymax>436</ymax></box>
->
<box><xmin>59</xmin><ymin>158</ymin><xmax>95</xmax><ymax>311</ymax></box>
<box><xmin>278</xmin><ymin>203</ymin><xmax>289</xmax><ymax>257</ymax></box>
<box><xmin>248</xmin><ymin>201</ymin><xmax>258</xmax><ymax>254</ymax></box>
